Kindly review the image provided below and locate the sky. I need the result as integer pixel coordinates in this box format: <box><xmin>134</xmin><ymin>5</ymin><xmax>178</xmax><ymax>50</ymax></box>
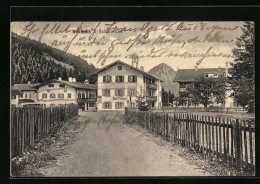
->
<box><xmin>11</xmin><ymin>21</ymin><xmax>246</xmax><ymax>72</ymax></box>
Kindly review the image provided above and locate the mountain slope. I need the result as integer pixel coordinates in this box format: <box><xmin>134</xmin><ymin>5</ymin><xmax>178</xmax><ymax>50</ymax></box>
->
<box><xmin>148</xmin><ymin>63</ymin><xmax>179</xmax><ymax>96</ymax></box>
<box><xmin>11</xmin><ymin>32</ymin><xmax>98</xmax><ymax>84</ymax></box>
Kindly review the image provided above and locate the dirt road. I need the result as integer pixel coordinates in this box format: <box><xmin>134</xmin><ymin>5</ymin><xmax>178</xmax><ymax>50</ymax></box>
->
<box><xmin>40</xmin><ymin>111</ymin><xmax>213</xmax><ymax>176</ymax></box>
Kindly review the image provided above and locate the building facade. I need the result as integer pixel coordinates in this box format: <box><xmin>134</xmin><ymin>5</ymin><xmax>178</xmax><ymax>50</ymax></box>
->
<box><xmin>173</xmin><ymin>63</ymin><xmax>235</xmax><ymax>107</ymax></box>
<box><xmin>11</xmin><ymin>77</ymin><xmax>97</xmax><ymax>111</ymax></box>
<box><xmin>91</xmin><ymin>60</ymin><xmax>162</xmax><ymax>111</ymax></box>
<box><xmin>11</xmin><ymin>83</ymin><xmax>40</xmax><ymax>107</ymax></box>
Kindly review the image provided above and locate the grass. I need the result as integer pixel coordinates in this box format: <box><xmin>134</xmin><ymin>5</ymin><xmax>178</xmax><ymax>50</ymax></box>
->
<box><xmin>11</xmin><ymin>116</ymin><xmax>81</xmax><ymax>177</ymax></box>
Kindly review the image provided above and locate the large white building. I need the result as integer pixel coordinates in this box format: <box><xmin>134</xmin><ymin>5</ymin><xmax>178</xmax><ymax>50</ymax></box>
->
<box><xmin>91</xmin><ymin>60</ymin><xmax>162</xmax><ymax>111</ymax></box>
<box><xmin>11</xmin><ymin>77</ymin><xmax>97</xmax><ymax>111</ymax></box>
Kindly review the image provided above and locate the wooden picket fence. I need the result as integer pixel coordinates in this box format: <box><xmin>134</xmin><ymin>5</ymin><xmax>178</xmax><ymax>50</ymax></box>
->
<box><xmin>125</xmin><ymin>108</ymin><xmax>255</xmax><ymax>174</ymax></box>
<box><xmin>11</xmin><ymin>104</ymin><xmax>78</xmax><ymax>158</ymax></box>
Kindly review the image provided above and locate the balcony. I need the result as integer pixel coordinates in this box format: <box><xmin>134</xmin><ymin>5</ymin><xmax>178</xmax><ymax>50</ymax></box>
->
<box><xmin>77</xmin><ymin>97</ymin><xmax>96</xmax><ymax>103</ymax></box>
<box><xmin>147</xmin><ymin>83</ymin><xmax>157</xmax><ymax>89</ymax></box>
<box><xmin>146</xmin><ymin>96</ymin><xmax>157</xmax><ymax>102</ymax></box>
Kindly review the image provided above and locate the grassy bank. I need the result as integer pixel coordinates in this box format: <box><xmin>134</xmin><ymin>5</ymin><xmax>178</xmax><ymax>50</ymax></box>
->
<box><xmin>11</xmin><ymin>116</ymin><xmax>82</xmax><ymax>177</ymax></box>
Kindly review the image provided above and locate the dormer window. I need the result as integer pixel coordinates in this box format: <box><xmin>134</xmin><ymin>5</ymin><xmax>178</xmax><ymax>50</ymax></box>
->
<box><xmin>204</xmin><ymin>74</ymin><xmax>209</xmax><ymax>78</ymax></box>
<box><xmin>48</xmin><ymin>84</ymin><xmax>54</xmax><ymax>87</ymax></box>
<box><xmin>118</xmin><ymin>65</ymin><xmax>122</xmax><ymax>70</ymax></box>
<box><xmin>59</xmin><ymin>84</ymin><xmax>65</xmax><ymax>87</ymax></box>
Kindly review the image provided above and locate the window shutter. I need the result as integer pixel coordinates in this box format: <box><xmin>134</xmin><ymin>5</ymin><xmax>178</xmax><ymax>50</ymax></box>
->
<box><xmin>122</xmin><ymin>76</ymin><xmax>124</xmax><ymax>82</ymax></box>
<box><xmin>102</xmin><ymin>103</ymin><xmax>105</xmax><ymax>109</ymax></box>
<box><xmin>109</xmin><ymin>102</ymin><xmax>112</xmax><ymax>109</ymax></box>
<box><xmin>122</xmin><ymin>89</ymin><xmax>125</xmax><ymax>96</ymax></box>
<box><xmin>102</xmin><ymin>90</ymin><xmax>105</xmax><ymax>96</ymax></box>
<box><xmin>103</xmin><ymin>76</ymin><xmax>106</xmax><ymax>82</ymax></box>
<box><xmin>115</xmin><ymin>89</ymin><xmax>118</xmax><ymax>96</ymax></box>
<box><xmin>109</xmin><ymin>76</ymin><xmax>111</xmax><ymax>82</ymax></box>
<box><xmin>128</xmin><ymin>76</ymin><xmax>130</xmax><ymax>82</ymax></box>
<box><xmin>115</xmin><ymin>102</ymin><xmax>118</xmax><ymax>109</ymax></box>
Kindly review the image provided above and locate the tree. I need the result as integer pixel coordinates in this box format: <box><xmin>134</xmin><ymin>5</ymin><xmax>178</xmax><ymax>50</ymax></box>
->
<box><xmin>229</xmin><ymin>21</ymin><xmax>255</xmax><ymax>112</ymax></box>
<box><xmin>194</xmin><ymin>77</ymin><xmax>226</xmax><ymax>107</ymax></box>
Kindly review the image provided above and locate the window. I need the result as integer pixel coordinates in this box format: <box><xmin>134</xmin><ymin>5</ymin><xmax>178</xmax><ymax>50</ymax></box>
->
<box><xmin>102</xmin><ymin>89</ymin><xmax>110</xmax><ymax>97</ymax></box>
<box><xmin>42</xmin><ymin>93</ymin><xmax>47</xmax><ymax>99</ymax></box>
<box><xmin>50</xmin><ymin>93</ymin><xmax>56</xmax><ymax>98</ymax></box>
<box><xmin>58</xmin><ymin>93</ymin><xmax>64</xmax><ymax>98</ymax></box>
<box><xmin>127</xmin><ymin>89</ymin><xmax>136</xmax><ymax>96</ymax></box>
<box><xmin>20</xmin><ymin>93</ymin><xmax>23</xmax><ymax>98</ymax></box>
<box><xmin>204</xmin><ymin>74</ymin><xmax>209</xmax><ymax>77</ymax></box>
<box><xmin>213</xmin><ymin>73</ymin><xmax>218</xmax><ymax>77</ymax></box>
<box><xmin>68</xmin><ymin>93</ymin><xmax>71</xmax><ymax>98</ymax></box>
<box><xmin>179</xmin><ymin>83</ymin><xmax>186</xmax><ymax>88</ymax></box>
<box><xmin>29</xmin><ymin>94</ymin><xmax>31</xmax><ymax>98</ymax></box>
<box><xmin>118</xmin><ymin>65</ymin><xmax>122</xmax><ymax>70</ymax></box>
<box><xmin>89</xmin><ymin>103</ymin><xmax>95</xmax><ymax>107</ymax></box>
<box><xmin>48</xmin><ymin>84</ymin><xmax>54</xmax><ymax>87</ymax></box>
<box><xmin>131</xmin><ymin>102</ymin><xmax>135</xmax><ymax>107</ymax></box>
<box><xmin>103</xmin><ymin>75</ymin><xmax>112</xmax><ymax>83</ymax></box>
<box><xmin>59</xmin><ymin>84</ymin><xmax>65</xmax><ymax>87</ymax></box>
<box><xmin>103</xmin><ymin>102</ymin><xmax>112</xmax><ymax>109</ymax></box>
<box><xmin>115</xmin><ymin>102</ymin><xmax>124</xmax><ymax>109</ymax></box>
<box><xmin>219</xmin><ymin>73</ymin><xmax>224</xmax><ymax>77</ymax></box>
<box><xmin>82</xmin><ymin>94</ymin><xmax>85</xmax><ymax>99</ymax></box>
<box><xmin>128</xmin><ymin>75</ymin><xmax>137</xmax><ymax>82</ymax></box>
<box><xmin>50</xmin><ymin>104</ymin><xmax>55</xmax><ymax>107</ymax></box>
<box><xmin>115</xmin><ymin>89</ymin><xmax>124</xmax><ymax>96</ymax></box>
<box><xmin>143</xmin><ymin>76</ymin><xmax>146</xmax><ymax>83</ymax></box>
<box><xmin>89</xmin><ymin>91</ymin><xmax>96</xmax><ymax>98</ymax></box>
<box><xmin>78</xmin><ymin>94</ymin><xmax>81</xmax><ymax>98</ymax></box>
<box><xmin>25</xmin><ymin>94</ymin><xmax>27</xmax><ymax>98</ymax></box>
<box><xmin>115</xmin><ymin>76</ymin><xmax>124</xmax><ymax>82</ymax></box>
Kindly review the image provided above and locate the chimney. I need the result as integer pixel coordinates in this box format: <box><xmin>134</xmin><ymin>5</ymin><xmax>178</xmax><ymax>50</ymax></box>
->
<box><xmin>58</xmin><ymin>77</ymin><xmax>62</xmax><ymax>81</ymax></box>
<box><xmin>68</xmin><ymin>77</ymin><xmax>73</xmax><ymax>82</ymax></box>
<box><xmin>195</xmin><ymin>65</ymin><xmax>198</xmax><ymax>71</ymax></box>
<box><xmin>72</xmin><ymin>78</ymin><xmax>77</xmax><ymax>83</ymax></box>
<box><xmin>28</xmin><ymin>81</ymin><xmax>31</xmax><ymax>84</ymax></box>
<box><xmin>84</xmin><ymin>79</ymin><xmax>89</xmax><ymax>84</ymax></box>
<box><xmin>140</xmin><ymin>66</ymin><xmax>144</xmax><ymax>71</ymax></box>
<box><xmin>225</xmin><ymin>62</ymin><xmax>229</xmax><ymax>77</ymax></box>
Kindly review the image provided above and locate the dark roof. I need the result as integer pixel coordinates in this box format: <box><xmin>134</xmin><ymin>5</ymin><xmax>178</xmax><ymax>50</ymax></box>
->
<box><xmin>173</xmin><ymin>68</ymin><xmax>226</xmax><ymax>82</ymax></box>
<box><xmin>19</xmin><ymin>99</ymin><xmax>35</xmax><ymax>103</ymax></box>
<box><xmin>12</xmin><ymin>83</ymin><xmax>40</xmax><ymax>91</ymax></box>
<box><xmin>11</xmin><ymin>89</ymin><xmax>21</xmax><ymax>95</ymax></box>
<box><xmin>33</xmin><ymin>79</ymin><xmax>97</xmax><ymax>90</ymax></box>
<box><xmin>90</xmin><ymin>60</ymin><xmax>163</xmax><ymax>82</ymax></box>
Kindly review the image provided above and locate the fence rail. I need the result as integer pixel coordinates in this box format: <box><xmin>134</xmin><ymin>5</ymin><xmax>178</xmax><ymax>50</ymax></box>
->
<box><xmin>11</xmin><ymin>104</ymin><xmax>78</xmax><ymax>158</ymax></box>
<box><xmin>125</xmin><ymin>108</ymin><xmax>255</xmax><ymax>174</ymax></box>
<box><xmin>160</xmin><ymin>106</ymin><xmax>245</xmax><ymax>113</ymax></box>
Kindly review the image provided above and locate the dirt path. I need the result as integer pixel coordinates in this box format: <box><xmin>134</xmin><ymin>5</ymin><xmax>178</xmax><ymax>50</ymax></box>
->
<box><xmin>40</xmin><ymin>111</ymin><xmax>213</xmax><ymax>176</ymax></box>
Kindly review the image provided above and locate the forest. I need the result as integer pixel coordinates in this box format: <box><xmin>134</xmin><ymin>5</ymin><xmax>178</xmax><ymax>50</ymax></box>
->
<box><xmin>11</xmin><ymin>32</ymin><xmax>97</xmax><ymax>85</ymax></box>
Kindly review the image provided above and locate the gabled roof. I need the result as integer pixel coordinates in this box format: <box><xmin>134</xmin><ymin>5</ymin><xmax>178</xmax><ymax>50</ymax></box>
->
<box><xmin>173</xmin><ymin>68</ymin><xmax>226</xmax><ymax>82</ymax></box>
<box><xmin>12</xmin><ymin>83</ymin><xmax>40</xmax><ymax>91</ymax></box>
<box><xmin>33</xmin><ymin>79</ymin><xmax>97</xmax><ymax>90</ymax></box>
<box><xmin>90</xmin><ymin>60</ymin><xmax>163</xmax><ymax>82</ymax></box>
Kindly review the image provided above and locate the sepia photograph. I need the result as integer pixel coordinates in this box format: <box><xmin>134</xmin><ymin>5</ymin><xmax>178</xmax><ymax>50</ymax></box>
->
<box><xmin>10</xmin><ymin>21</ymin><xmax>255</xmax><ymax>177</ymax></box>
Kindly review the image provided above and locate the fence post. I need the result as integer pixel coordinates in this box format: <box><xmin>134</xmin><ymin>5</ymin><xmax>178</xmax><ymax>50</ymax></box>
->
<box><xmin>235</xmin><ymin>119</ymin><xmax>242</xmax><ymax>171</ymax></box>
